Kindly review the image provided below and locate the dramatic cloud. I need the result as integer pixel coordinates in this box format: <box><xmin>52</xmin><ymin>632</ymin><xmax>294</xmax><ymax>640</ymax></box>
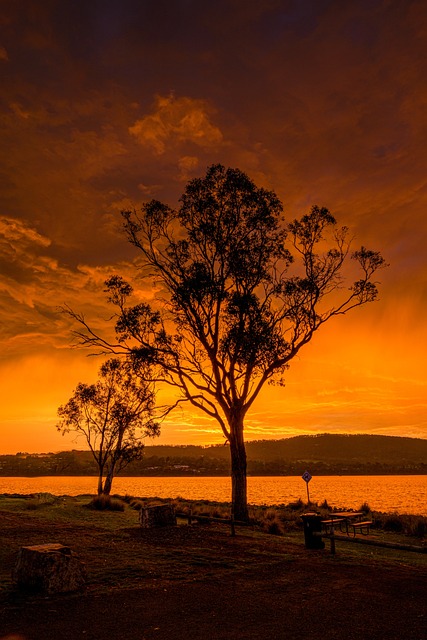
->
<box><xmin>177</xmin><ymin>155</ymin><xmax>200</xmax><ymax>180</ymax></box>
<box><xmin>0</xmin><ymin>216</ymin><xmax>50</xmax><ymax>251</ymax></box>
<box><xmin>1</xmin><ymin>0</ymin><xmax>427</xmax><ymax>451</ymax></box>
<box><xmin>129</xmin><ymin>94</ymin><xmax>223</xmax><ymax>155</ymax></box>
<box><xmin>0</xmin><ymin>215</ymin><xmax>156</xmax><ymax>361</ymax></box>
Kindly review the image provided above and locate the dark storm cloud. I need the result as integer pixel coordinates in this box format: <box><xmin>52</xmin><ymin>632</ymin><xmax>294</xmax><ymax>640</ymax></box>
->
<box><xmin>2</xmin><ymin>0</ymin><xmax>426</xmax><ymax>295</ymax></box>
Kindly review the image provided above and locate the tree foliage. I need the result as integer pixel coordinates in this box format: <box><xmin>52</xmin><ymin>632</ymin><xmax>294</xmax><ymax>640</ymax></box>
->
<box><xmin>57</xmin><ymin>358</ymin><xmax>159</xmax><ymax>494</ymax></box>
<box><xmin>68</xmin><ymin>164</ymin><xmax>386</xmax><ymax>518</ymax></box>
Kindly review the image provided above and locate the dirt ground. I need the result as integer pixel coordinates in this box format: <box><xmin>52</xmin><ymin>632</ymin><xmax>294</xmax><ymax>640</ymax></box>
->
<box><xmin>1</xmin><ymin>507</ymin><xmax>426</xmax><ymax>640</ymax></box>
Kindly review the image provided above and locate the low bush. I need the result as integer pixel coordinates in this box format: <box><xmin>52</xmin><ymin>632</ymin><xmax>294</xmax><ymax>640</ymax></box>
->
<box><xmin>412</xmin><ymin>518</ymin><xmax>427</xmax><ymax>538</ymax></box>
<box><xmin>381</xmin><ymin>513</ymin><xmax>404</xmax><ymax>533</ymax></box>
<box><xmin>287</xmin><ymin>498</ymin><xmax>305</xmax><ymax>511</ymax></box>
<box><xmin>86</xmin><ymin>494</ymin><xmax>125</xmax><ymax>511</ymax></box>
<box><xmin>25</xmin><ymin>493</ymin><xmax>60</xmax><ymax>510</ymax></box>
<box><xmin>359</xmin><ymin>501</ymin><xmax>371</xmax><ymax>514</ymax></box>
<box><xmin>265</xmin><ymin>519</ymin><xmax>283</xmax><ymax>535</ymax></box>
<box><xmin>373</xmin><ymin>512</ymin><xmax>427</xmax><ymax>538</ymax></box>
<box><xmin>258</xmin><ymin>509</ymin><xmax>285</xmax><ymax>535</ymax></box>
<box><xmin>131</xmin><ymin>500</ymin><xmax>144</xmax><ymax>510</ymax></box>
<box><xmin>171</xmin><ymin>498</ymin><xmax>231</xmax><ymax>521</ymax></box>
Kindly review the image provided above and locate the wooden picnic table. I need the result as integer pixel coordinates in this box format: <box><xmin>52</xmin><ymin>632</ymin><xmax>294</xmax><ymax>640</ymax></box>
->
<box><xmin>327</xmin><ymin>511</ymin><xmax>365</xmax><ymax>535</ymax></box>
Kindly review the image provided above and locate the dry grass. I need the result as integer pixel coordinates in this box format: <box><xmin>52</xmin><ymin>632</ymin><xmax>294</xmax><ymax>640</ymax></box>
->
<box><xmin>162</xmin><ymin>497</ymin><xmax>427</xmax><ymax>541</ymax></box>
<box><xmin>86</xmin><ymin>494</ymin><xmax>126</xmax><ymax>511</ymax></box>
<box><xmin>1</xmin><ymin>493</ymin><xmax>426</xmax><ymax>599</ymax></box>
<box><xmin>25</xmin><ymin>493</ymin><xmax>62</xmax><ymax>510</ymax></box>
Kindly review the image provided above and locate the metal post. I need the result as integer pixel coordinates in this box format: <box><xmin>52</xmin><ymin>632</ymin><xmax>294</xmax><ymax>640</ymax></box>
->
<box><xmin>302</xmin><ymin>471</ymin><xmax>312</xmax><ymax>505</ymax></box>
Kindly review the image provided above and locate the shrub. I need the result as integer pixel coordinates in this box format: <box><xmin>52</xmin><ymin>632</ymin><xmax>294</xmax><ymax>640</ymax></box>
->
<box><xmin>86</xmin><ymin>494</ymin><xmax>125</xmax><ymax>511</ymax></box>
<box><xmin>129</xmin><ymin>499</ymin><xmax>144</xmax><ymax>510</ymax></box>
<box><xmin>383</xmin><ymin>513</ymin><xmax>404</xmax><ymax>533</ymax></box>
<box><xmin>287</xmin><ymin>498</ymin><xmax>304</xmax><ymax>511</ymax></box>
<box><xmin>25</xmin><ymin>493</ymin><xmax>60</xmax><ymax>510</ymax></box>
<box><xmin>258</xmin><ymin>509</ymin><xmax>284</xmax><ymax>535</ymax></box>
<box><xmin>359</xmin><ymin>501</ymin><xmax>371</xmax><ymax>514</ymax></box>
<box><xmin>412</xmin><ymin>518</ymin><xmax>427</xmax><ymax>539</ymax></box>
<box><xmin>171</xmin><ymin>498</ymin><xmax>232</xmax><ymax>521</ymax></box>
<box><xmin>265</xmin><ymin>519</ymin><xmax>283</xmax><ymax>535</ymax></box>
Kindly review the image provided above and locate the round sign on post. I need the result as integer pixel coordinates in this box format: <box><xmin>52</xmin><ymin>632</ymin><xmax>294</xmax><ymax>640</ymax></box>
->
<box><xmin>302</xmin><ymin>470</ymin><xmax>312</xmax><ymax>504</ymax></box>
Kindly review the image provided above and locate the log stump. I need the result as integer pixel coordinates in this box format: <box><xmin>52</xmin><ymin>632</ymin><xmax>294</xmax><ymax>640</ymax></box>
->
<box><xmin>13</xmin><ymin>544</ymin><xmax>86</xmax><ymax>594</ymax></box>
<box><xmin>139</xmin><ymin>503</ymin><xmax>177</xmax><ymax>528</ymax></box>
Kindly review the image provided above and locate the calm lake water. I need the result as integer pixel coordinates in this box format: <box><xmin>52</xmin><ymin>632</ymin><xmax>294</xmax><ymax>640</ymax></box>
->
<box><xmin>1</xmin><ymin>475</ymin><xmax>426</xmax><ymax>515</ymax></box>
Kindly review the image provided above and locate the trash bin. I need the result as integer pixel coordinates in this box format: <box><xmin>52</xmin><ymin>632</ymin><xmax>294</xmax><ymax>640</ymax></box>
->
<box><xmin>301</xmin><ymin>512</ymin><xmax>325</xmax><ymax>549</ymax></box>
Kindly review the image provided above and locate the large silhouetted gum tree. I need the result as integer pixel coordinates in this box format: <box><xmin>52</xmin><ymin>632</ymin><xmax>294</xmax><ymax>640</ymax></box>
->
<box><xmin>57</xmin><ymin>358</ymin><xmax>159</xmax><ymax>495</ymax></box>
<box><xmin>71</xmin><ymin>165</ymin><xmax>386</xmax><ymax>520</ymax></box>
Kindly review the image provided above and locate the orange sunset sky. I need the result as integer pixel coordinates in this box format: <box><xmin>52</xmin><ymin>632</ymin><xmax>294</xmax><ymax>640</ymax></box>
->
<box><xmin>1</xmin><ymin>1</ymin><xmax>427</xmax><ymax>454</ymax></box>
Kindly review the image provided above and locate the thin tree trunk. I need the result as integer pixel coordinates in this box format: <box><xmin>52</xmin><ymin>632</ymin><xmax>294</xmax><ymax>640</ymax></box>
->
<box><xmin>103</xmin><ymin>426</ymin><xmax>125</xmax><ymax>495</ymax></box>
<box><xmin>103</xmin><ymin>464</ymin><xmax>115</xmax><ymax>495</ymax></box>
<box><xmin>97</xmin><ymin>468</ymin><xmax>104</xmax><ymax>495</ymax></box>
<box><xmin>229</xmin><ymin>419</ymin><xmax>249</xmax><ymax>522</ymax></box>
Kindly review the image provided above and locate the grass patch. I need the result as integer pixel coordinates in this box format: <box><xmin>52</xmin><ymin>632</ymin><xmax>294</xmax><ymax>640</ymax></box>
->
<box><xmin>0</xmin><ymin>493</ymin><xmax>425</xmax><ymax>595</ymax></box>
<box><xmin>0</xmin><ymin>495</ymin><xmax>299</xmax><ymax>595</ymax></box>
<box><xmin>373</xmin><ymin>511</ymin><xmax>427</xmax><ymax>538</ymax></box>
<box><xmin>0</xmin><ymin>494</ymin><xmax>137</xmax><ymax>532</ymax></box>
<box><xmin>25</xmin><ymin>492</ymin><xmax>62</xmax><ymax>510</ymax></box>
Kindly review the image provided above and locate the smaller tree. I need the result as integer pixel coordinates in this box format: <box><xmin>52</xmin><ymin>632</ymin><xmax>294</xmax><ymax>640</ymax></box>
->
<box><xmin>57</xmin><ymin>358</ymin><xmax>159</xmax><ymax>495</ymax></box>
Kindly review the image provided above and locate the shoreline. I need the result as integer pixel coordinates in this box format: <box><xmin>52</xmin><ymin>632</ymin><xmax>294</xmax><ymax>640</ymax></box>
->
<box><xmin>2</xmin><ymin>492</ymin><xmax>427</xmax><ymax>520</ymax></box>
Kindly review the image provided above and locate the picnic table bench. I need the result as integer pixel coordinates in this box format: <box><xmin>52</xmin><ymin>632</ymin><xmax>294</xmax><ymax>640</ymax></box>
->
<box><xmin>321</xmin><ymin>512</ymin><xmax>372</xmax><ymax>536</ymax></box>
<box><xmin>320</xmin><ymin>518</ymin><xmax>345</xmax><ymax>535</ymax></box>
<box><xmin>347</xmin><ymin>520</ymin><xmax>372</xmax><ymax>536</ymax></box>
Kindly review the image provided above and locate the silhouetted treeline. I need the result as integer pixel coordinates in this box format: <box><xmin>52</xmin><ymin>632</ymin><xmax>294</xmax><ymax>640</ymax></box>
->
<box><xmin>1</xmin><ymin>434</ymin><xmax>426</xmax><ymax>477</ymax></box>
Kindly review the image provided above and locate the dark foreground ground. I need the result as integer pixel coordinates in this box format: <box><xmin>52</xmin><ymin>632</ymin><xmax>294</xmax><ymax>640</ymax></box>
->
<box><xmin>1</xmin><ymin>503</ymin><xmax>426</xmax><ymax>640</ymax></box>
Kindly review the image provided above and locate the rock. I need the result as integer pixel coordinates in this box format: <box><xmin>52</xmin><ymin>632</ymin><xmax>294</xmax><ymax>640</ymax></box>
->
<box><xmin>13</xmin><ymin>544</ymin><xmax>86</xmax><ymax>594</ymax></box>
<box><xmin>139</xmin><ymin>503</ymin><xmax>177</xmax><ymax>528</ymax></box>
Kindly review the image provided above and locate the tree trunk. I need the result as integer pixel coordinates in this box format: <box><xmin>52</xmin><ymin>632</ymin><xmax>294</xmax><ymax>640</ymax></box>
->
<box><xmin>97</xmin><ymin>470</ymin><xmax>104</xmax><ymax>495</ymax></box>
<box><xmin>102</xmin><ymin>462</ymin><xmax>116</xmax><ymax>495</ymax></box>
<box><xmin>229</xmin><ymin>419</ymin><xmax>249</xmax><ymax>522</ymax></box>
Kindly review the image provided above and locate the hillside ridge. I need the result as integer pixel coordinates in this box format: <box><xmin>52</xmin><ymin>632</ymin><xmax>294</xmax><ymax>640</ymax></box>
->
<box><xmin>1</xmin><ymin>434</ymin><xmax>426</xmax><ymax>476</ymax></box>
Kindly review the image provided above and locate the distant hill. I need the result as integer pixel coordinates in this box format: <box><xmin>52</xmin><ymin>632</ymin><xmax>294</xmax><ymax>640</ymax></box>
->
<box><xmin>245</xmin><ymin>434</ymin><xmax>427</xmax><ymax>464</ymax></box>
<box><xmin>129</xmin><ymin>434</ymin><xmax>427</xmax><ymax>475</ymax></box>
<box><xmin>1</xmin><ymin>434</ymin><xmax>426</xmax><ymax>476</ymax></box>
<box><xmin>143</xmin><ymin>434</ymin><xmax>427</xmax><ymax>465</ymax></box>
